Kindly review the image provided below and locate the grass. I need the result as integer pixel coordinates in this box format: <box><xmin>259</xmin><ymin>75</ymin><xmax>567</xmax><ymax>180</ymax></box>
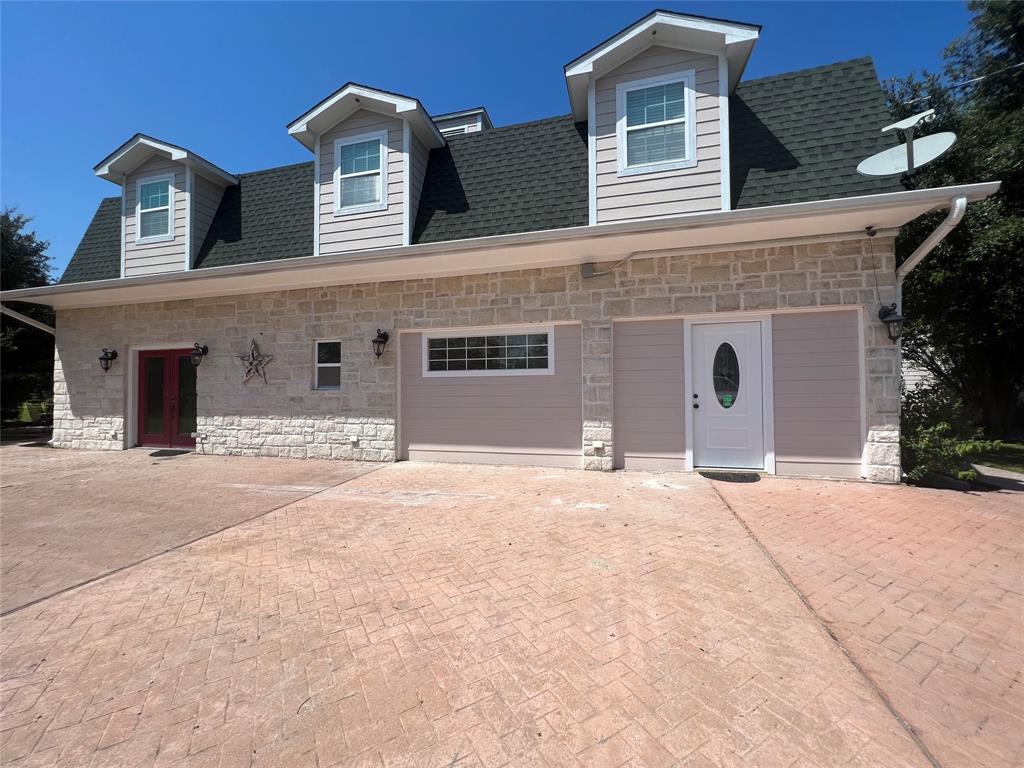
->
<box><xmin>972</xmin><ymin>441</ymin><xmax>1024</xmax><ymax>475</ymax></box>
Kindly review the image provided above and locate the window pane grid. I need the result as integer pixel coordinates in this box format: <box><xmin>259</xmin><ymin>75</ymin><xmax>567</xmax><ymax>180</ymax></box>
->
<box><xmin>622</xmin><ymin>79</ymin><xmax>688</xmax><ymax>167</ymax></box>
<box><xmin>427</xmin><ymin>333</ymin><xmax>549</xmax><ymax>373</ymax></box>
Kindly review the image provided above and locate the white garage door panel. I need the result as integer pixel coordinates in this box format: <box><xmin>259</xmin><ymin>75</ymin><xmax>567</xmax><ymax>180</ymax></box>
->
<box><xmin>400</xmin><ymin>325</ymin><xmax>583</xmax><ymax>467</ymax></box>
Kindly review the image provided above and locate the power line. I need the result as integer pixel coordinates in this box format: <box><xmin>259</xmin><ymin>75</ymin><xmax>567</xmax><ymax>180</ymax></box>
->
<box><xmin>902</xmin><ymin>61</ymin><xmax>1024</xmax><ymax>104</ymax></box>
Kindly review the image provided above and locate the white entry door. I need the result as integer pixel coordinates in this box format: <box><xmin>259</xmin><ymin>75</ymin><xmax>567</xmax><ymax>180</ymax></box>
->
<box><xmin>692</xmin><ymin>322</ymin><xmax>765</xmax><ymax>469</ymax></box>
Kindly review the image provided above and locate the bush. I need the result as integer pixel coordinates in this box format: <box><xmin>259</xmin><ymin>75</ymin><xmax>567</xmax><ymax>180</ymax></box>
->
<box><xmin>901</xmin><ymin>383</ymin><xmax>999</xmax><ymax>482</ymax></box>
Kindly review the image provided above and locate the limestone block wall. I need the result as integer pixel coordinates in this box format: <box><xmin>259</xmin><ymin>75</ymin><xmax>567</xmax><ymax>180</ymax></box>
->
<box><xmin>52</xmin><ymin>235</ymin><xmax>902</xmax><ymax>481</ymax></box>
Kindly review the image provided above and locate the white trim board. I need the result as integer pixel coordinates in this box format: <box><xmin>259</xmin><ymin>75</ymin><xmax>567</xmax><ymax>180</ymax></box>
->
<box><xmin>718</xmin><ymin>54</ymin><xmax>731</xmax><ymax>211</ymax></box>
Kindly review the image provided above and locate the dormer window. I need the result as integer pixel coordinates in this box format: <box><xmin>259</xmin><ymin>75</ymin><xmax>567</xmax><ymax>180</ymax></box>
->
<box><xmin>334</xmin><ymin>131</ymin><xmax>388</xmax><ymax>215</ymax></box>
<box><xmin>616</xmin><ymin>70</ymin><xmax>697</xmax><ymax>176</ymax></box>
<box><xmin>136</xmin><ymin>173</ymin><xmax>174</xmax><ymax>242</ymax></box>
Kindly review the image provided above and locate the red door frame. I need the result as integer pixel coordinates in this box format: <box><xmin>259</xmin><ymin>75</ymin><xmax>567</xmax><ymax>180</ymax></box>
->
<box><xmin>137</xmin><ymin>349</ymin><xmax>196</xmax><ymax>448</ymax></box>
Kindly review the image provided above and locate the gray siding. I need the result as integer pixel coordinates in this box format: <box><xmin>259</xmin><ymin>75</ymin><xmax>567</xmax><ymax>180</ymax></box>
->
<box><xmin>399</xmin><ymin>325</ymin><xmax>583</xmax><ymax>467</ymax></box>
<box><xmin>772</xmin><ymin>310</ymin><xmax>863</xmax><ymax>478</ymax></box>
<box><xmin>123</xmin><ymin>156</ymin><xmax>187</xmax><ymax>277</ymax></box>
<box><xmin>613</xmin><ymin>320</ymin><xmax>686</xmax><ymax>470</ymax></box>
<box><xmin>191</xmin><ymin>174</ymin><xmax>224</xmax><ymax>266</ymax></box>
<box><xmin>408</xmin><ymin>133</ymin><xmax>429</xmax><ymax>244</ymax></box>
<box><xmin>594</xmin><ymin>45</ymin><xmax>722</xmax><ymax>224</ymax></box>
<box><xmin>318</xmin><ymin>109</ymin><xmax>405</xmax><ymax>255</ymax></box>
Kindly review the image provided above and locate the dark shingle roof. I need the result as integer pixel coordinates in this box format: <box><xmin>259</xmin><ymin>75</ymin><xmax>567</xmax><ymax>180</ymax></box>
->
<box><xmin>60</xmin><ymin>57</ymin><xmax>900</xmax><ymax>284</ymax></box>
<box><xmin>194</xmin><ymin>161</ymin><xmax>313</xmax><ymax>269</ymax></box>
<box><xmin>414</xmin><ymin>115</ymin><xmax>588</xmax><ymax>243</ymax></box>
<box><xmin>59</xmin><ymin>197</ymin><xmax>121</xmax><ymax>283</ymax></box>
<box><xmin>731</xmin><ymin>57</ymin><xmax>902</xmax><ymax>208</ymax></box>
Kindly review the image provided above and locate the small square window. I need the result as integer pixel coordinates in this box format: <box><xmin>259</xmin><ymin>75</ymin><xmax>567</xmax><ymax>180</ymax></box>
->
<box><xmin>314</xmin><ymin>341</ymin><xmax>342</xmax><ymax>390</ymax></box>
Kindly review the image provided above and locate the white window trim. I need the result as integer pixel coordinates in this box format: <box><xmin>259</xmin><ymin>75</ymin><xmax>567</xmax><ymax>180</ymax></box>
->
<box><xmin>313</xmin><ymin>339</ymin><xmax>342</xmax><ymax>390</ymax></box>
<box><xmin>333</xmin><ymin>130</ymin><xmax>389</xmax><ymax>216</ymax></box>
<box><xmin>134</xmin><ymin>173</ymin><xmax>175</xmax><ymax>244</ymax></box>
<box><xmin>422</xmin><ymin>324</ymin><xmax>555</xmax><ymax>378</ymax></box>
<box><xmin>615</xmin><ymin>69</ymin><xmax>698</xmax><ymax>177</ymax></box>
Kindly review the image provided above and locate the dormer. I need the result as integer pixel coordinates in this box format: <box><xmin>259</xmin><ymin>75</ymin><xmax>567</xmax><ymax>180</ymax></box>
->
<box><xmin>287</xmin><ymin>83</ymin><xmax>445</xmax><ymax>257</ymax></box>
<box><xmin>564</xmin><ymin>10</ymin><xmax>760</xmax><ymax>224</ymax></box>
<box><xmin>433</xmin><ymin>108</ymin><xmax>493</xmax><ymax>137</ymax></box>
<box><xmin>95</xmin><ymin>135</ymin><xmax>237</xmax><ymax>278</ymax></box>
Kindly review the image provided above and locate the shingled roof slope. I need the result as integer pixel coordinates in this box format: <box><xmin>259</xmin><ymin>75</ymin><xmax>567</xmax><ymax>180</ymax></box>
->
<box><xmin>730</xmin><ymin>57</ymin><xmax>902</xmax><ymax>208</ymax></box>
<box><xmin>59</xmin><ymin>57</ymin><xmax>900</xmax><ymax>284</ymax></box>
<box><xmin>412</xmin><ymin>115</ymin><xmax>588</xmax><ymax>243</ymax></box>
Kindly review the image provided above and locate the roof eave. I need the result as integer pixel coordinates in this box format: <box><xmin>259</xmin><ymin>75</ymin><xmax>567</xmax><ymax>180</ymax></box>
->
<box><xmin>287</xmin><ymin>84</ymin><xmax>445</xmax><ymax>151</ymax></box>
<box><xmin>94</xmin><ymin>134</ymin><xmax>238</xmax><ymax>186</ymax></box>
<box><xmin>5</xmin><ymin>182</ymin><xmax>1000</xmax><ymax>310</ymax></box>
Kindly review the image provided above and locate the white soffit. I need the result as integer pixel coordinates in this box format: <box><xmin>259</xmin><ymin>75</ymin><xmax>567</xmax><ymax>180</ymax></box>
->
<box><xmin>564</xmin><ymin>10</ymin><xmax>760</xmax><ymax>120</ymax></box>
<box><xmin>287</xmin><ymin>83</ymin><xmax>446</xmax><ymax>152</ymax></box>
<box><xmin>0</xmin><ymin>183</ymin><xmax>999</xmax><ymax>310</ymax></box>
<box><xmin>94</xmin><ymin>134</ymin><xmax>238</xmax><ymax>187</ymax></box>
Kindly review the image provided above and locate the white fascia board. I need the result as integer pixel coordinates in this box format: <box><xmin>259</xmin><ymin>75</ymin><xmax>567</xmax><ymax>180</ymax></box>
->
<box><xmin>288</xmin><ymin>85</ymin><xmax>444</xmax><ymax>151</ymax></box>
<box><xmin>95</xmin><ymin>135</ymin><xmax>237</xmax><ymax>186</ymax></box>
<box><xmin>5</xmin><ymin>182</ymin><xmax>1000</xmax><ymax>310</ymax></box>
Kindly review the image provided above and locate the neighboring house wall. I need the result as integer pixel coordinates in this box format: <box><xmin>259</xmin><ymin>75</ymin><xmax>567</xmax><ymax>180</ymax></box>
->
<box><xmin>123</xmin><ymin>156</ymin><xmax>187</xmax><ymax>277</ymax></box>
<box><xmin>50</xmin><ymin>236</ymin><xmax>901</xmax><ymax>481</ymax></box>
<box><xmin>594</xmin><ymin>45</ymin><xmax>722</xmax><ymax>224</ymax></box>
<box><xmin>191</xmin><ymin>174</ymin><xmax>225</xmax><ymax>264</ymax></box>
<box><xmin>408</xmin><ymin>134</ymin><xmax>429</xmax><ymax>243</ymax></box>
<box><xmin>772</xmin><ymin>309</ymin><xmax>863</xmax><ymax>478</ymax></box>
<box><xmin>318</xmin><ymin>109</ymin><xmax>405</xmax><ymax>255</ymax></box>
<box><xmin>399</xmin><ymin>325</ymin><xmax>583</xmax><ymax>467</ymax></box>
<box><xmin>613</xmin><ymin>319</ymin><xmax>686</xmax><ymax>470</ymax></box>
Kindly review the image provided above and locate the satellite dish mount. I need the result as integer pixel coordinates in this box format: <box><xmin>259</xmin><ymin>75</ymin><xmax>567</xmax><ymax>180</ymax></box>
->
<box><xmin>856</xmin><ymin>109</ymin><xmax>956</xmax><ymax>187</ymax></box>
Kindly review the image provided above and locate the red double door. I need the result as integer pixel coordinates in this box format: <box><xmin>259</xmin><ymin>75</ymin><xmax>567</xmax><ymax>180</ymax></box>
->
<box><xmin>138</xmin><ymin>350</ymin><xmax>198</xmax><ymax>448</ymax></box>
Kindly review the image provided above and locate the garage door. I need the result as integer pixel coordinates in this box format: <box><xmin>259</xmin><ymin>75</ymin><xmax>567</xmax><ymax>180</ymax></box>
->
<box><xmin>399</xmin><ymin>324</ymin><xmax>583</xmax><ymax>467</ymax></box>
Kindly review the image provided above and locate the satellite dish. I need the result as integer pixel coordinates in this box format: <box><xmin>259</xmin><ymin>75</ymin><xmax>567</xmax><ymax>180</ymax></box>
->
<box><xmin>856</xmin><ymin>108</ymin><xmax>956</xmax><ymax>180</ymax></box>
<box><xmin>857</xmin><ymin>132</ymin><xmax>956</xmax><ymax>177</ymax></box>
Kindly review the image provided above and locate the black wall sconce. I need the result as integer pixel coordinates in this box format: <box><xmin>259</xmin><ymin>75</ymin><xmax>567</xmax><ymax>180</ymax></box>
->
<box><xmin>190</xmin><ymin>343</ymin><xmax>209</xmax><ymax>368</ymax></box>
<box><xmin>98</xmin><ymin>348</ymin><xmax>118</xmax><ymax>372</ymax></box>
<box><xmin>371</xmin><ymin>329</ymin><xmax>390</xmax><ymax>359</ymax></box>
<box><xmin>878</xmin><ymin>304</ymin><xmax>906</xmax><ymax>342</ymax></box>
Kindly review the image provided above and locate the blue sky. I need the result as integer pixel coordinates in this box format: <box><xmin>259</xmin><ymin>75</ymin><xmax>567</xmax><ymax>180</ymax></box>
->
<box><xmin>1</xmin><ymin>1</ymin><xmax>971</xmax><ymax>278</ymax></box>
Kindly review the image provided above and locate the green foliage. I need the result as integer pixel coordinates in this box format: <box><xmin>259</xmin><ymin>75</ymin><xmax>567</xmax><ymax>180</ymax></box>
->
<box><xmin>901</xmin><ymin>383</ymin><xmax>998</xmax><ymax>481</ymax></box>
<box><xmin>885</xmin><ymin>1</ymin><xmax>1024</xmax><ymax>437</ymax></box>
<box><xmin>1</xmin><ymin>208</ymin><xmax>55</xmax><ymax>422</ymax></box>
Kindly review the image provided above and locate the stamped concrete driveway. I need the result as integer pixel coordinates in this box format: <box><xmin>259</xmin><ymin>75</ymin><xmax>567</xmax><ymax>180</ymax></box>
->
<box><xmin>0</xmin><ymin>449</ymin><xmax>1020</xmax><ymax>768</ymax></box>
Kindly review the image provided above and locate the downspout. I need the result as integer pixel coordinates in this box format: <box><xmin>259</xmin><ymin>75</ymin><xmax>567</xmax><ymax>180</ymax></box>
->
<box><xmin>894</xmin><ymin>195</ymin><xmax>968</xmax><ymax>309</ymax></box>
<box><xmin>0</xmin><ymin>304</ymin><xmax>55</xmax><ymax>335</ymax></box>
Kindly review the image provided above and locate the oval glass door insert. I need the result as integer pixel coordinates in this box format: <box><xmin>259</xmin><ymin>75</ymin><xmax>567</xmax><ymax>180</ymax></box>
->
<box><xmin>713</xmin><ymin>343</ymin><xmax>740</xmax><ymax>408</ymax></box>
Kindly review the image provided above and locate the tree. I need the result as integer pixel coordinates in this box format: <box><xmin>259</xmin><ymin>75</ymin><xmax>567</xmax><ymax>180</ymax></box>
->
<box><xmin>885</xmin><ymin>0</ymin><xmax>1024</xmax><ymax>437</ymax></box>
<box><xmin>1</xmin><ymin>209</ymin><xmax>55</xmax><ymax>422</ymax></box>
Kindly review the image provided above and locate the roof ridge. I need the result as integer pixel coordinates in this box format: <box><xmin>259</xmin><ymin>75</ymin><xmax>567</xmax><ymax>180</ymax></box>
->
<box><xmin>739</xmin><ymin>56</ymin><xmax>876</xmax><ymax>87</ymax></box>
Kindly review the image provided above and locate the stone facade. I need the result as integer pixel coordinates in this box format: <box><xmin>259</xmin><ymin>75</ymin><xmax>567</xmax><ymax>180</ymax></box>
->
<box><xmin>52</xmin><ymin>235</ymin><xmax>902</xmax><ymax>481</ymax></box>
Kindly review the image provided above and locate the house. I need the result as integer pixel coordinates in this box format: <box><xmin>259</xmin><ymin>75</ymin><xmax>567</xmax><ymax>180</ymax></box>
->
<box><xmin>0</xmin><ymin>10</ymin><xmax>999</xmax><ymax>482</ymax></box>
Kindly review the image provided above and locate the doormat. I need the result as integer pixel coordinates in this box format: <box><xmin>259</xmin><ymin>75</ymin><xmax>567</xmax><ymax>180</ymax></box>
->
<box><xmin>698</xmin><ymin>471</ymin><xmax>761</xmax><ymax>483</ymax></box>
<box><xmin>149</xmin><ymin>449</ymin><xmax>192</xmax><ymax>458</ymax></box>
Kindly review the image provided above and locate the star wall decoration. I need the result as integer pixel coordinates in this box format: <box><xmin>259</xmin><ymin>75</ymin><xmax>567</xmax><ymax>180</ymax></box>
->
<box><xmin>238</xmin><ymin>338</ymin><xmax>273</xmax><ymax>384</ymax></box>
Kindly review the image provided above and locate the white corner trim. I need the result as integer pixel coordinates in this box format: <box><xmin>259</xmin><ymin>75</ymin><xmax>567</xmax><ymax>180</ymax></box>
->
<box><xmin>588</xmin><ymin>79</ymin><xmax>597</xmax><ymax>226</ymax></box>
<box><xmin>402</xmin><ymin>121</ymin><xmax>411</xmax><ymax>246</ymax></box>
<box><xmin>761</xmin><ymin>314</ymin><xmax>776</xmax><ymax>474</ymax></box>
<box><xmin>313</xmin><ymin>133</ymin><xmax>321</xmax><ymax>257</ymax></box>
<box><xmin>333</xmin><ymin>129</ymin><xmax>389</xmax><ymax>216</ymax></box>
<box><xmin>615</xmin><ymin>69</ymin><xmax>698</xmax><ymax>177</ymax></box>
<box><xmin>119</xmin><ymin>175</ymin><xmax>126</xmax><ymax>278</ymax></box>
<box><xmin>858</xmin><ymin>305</ymin><xmax>869</xmax><ymax>478</ymax></box>
<box><xmin>184</xmin><ymin>165</ymin><xmax>193</xmax><ymax>270</ymax></box>
<box><xmin>718</xmin><ymin>54</ymin><xmax>731</xmax><ymax>212</ymax></box>
<box><xmin>421</xmin><ymin>324</ymin><xmax>556</xmax><ymax>378</ymax></box>
<box><xmin>134</xmin><ymin>172</ymin><xmax>176</xmax><ymax>245</ymax></box>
